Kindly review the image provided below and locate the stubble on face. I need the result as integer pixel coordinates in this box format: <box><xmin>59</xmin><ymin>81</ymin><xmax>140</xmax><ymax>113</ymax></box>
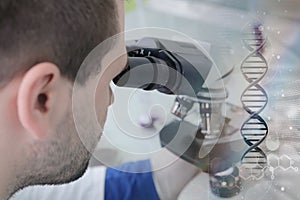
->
<box><xmin>19</xmin><ymin>95</ymin><xmax>101</xmax><ymax>190</ymax></box>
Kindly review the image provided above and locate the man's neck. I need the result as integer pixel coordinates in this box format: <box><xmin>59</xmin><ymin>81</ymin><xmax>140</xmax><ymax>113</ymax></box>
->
<box><xmin>0</xmin><ymin>153</ymin><xmax>22</xmax><ymax>200</ymax></box>
<box><xmin>1</xmin><ymin>190</ymin><xmax>13</xmax><ymax>200</ymax></box>
<box><xmin>0</xmin><ymin>175</ymin><xmax>16</xmax><ymax>200</ymax></box>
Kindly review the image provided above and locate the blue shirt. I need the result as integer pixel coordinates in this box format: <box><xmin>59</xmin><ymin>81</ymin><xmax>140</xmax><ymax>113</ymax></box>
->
<box><xmin>105</xmin><ymin>160</ymin><xmax>160</xmax><ymax>200</ymax></box>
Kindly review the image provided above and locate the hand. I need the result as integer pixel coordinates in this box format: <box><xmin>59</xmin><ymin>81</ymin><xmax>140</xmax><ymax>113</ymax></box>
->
<box><xmin>150</xmin><ymin>149</ymin><xmax>200</xmax><ymax>200</ymax></box>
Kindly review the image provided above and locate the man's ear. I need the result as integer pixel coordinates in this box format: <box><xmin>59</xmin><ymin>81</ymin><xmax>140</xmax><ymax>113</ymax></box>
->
<box><xmin>17</xmin><ymin>62</ymin><xmax>61</xmax><ymax>138</ymax></box>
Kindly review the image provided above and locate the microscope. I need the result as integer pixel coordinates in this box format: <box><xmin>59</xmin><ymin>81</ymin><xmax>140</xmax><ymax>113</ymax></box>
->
<box><xmin>113</xmin><ymin>37</ymin><xmax>248</xmax><ymax>198</ymax></box>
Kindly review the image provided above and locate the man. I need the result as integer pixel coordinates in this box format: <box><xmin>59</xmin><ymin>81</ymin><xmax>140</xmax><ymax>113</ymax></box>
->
<box><xmin>0</xmin><ymin>0</ymin><xmax>198</xmax><ymax>199</ymax></box>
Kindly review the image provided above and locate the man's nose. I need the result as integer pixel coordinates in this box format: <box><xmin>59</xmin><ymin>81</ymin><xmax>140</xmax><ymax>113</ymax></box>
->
<box><xmin>109</xmin><ymin>87</ymin><xmax>114</xmax><ymax>106</ymax></box>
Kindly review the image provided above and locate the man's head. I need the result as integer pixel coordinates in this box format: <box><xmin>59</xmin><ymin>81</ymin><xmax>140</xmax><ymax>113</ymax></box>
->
<box><xmin>0</xmin><ymin>0</ymin><xmax>127</xmax><ymax>198</ymax></box>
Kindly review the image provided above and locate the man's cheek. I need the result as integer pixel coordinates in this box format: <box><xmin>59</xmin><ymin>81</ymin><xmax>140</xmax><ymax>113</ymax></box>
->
<box><xmin>97</xmin><ymin>107</ymin><xmax>109</xmax><ymax>128</ymax></box>
<box><xmin>95</xmin><ymin>95</ymin><xmax>109</xmax><ymax>127</ymax></box>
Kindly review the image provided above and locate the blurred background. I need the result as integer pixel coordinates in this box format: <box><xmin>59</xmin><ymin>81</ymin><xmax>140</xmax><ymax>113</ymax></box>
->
<box><xmin>92</xmin><ymin>0</ymin><xmax>300</xmax><ymax>199</ymax></box>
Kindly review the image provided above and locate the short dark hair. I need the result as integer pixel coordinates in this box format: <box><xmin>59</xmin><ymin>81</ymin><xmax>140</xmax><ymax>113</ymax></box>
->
<box><xmin>0</xmin><ymin>0</ymin><xmax>119</xmax><ymax>85</ymax></box>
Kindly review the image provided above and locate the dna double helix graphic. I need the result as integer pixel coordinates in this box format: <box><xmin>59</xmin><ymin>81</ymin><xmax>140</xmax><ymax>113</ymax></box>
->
<box><xmin>240</xmin><ymin>23</ymin><xmax>269</xmax><ymax>179</ymax></box>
